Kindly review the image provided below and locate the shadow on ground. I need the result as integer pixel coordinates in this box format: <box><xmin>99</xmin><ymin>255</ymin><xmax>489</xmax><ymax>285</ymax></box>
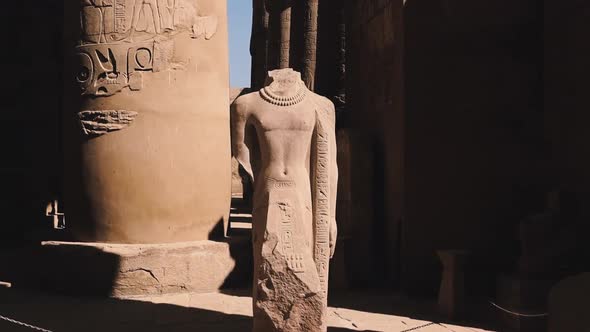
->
<box><xmin>0</xmin><ymin>288</ymin><xmax>385</xmax><ymax>332</ymax></box>
<box><xmin>329</xmin><ymin>290</ymin><xmax>498</xmax><ymax>331</ymax></box>
<box><xmin>0</xmin><ymin>288</ymin><xmax>250</xmax><ymax>332</ymax></box>
<box><xmin>328</xmin><ymin>329</ymin><xmax>378</xmax><ymax>332</ymax></box>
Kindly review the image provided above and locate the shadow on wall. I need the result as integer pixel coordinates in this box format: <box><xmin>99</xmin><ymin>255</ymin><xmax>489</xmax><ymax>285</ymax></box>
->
<box><xmin>402</xmin><ymin>0</ymin><xmax>544</xmax><ymax>295</ymax></box>
<box><xmin>1</xmin><ymin>2</ymin><xmax>63</xmax><ymax>249</ymax></box>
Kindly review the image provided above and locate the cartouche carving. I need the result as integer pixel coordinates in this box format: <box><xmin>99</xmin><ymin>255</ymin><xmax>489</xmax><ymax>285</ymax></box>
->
<box><xmin>76</xmin><ymin>0</ymin><xmax>218</xmax><ymax>96</ymax></box>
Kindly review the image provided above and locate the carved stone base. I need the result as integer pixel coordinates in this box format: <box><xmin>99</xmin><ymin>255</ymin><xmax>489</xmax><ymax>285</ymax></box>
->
<box><xmin>38</xmin><ymin>240</ymin><xmax>251</xmax><ymax>298</ymax></box>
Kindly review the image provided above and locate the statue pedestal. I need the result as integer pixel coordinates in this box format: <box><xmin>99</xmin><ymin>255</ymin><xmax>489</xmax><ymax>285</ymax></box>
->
<box><xmin>39</xmin><ymin>240</ymin><xmax>251</xmax><ymax>298</ymax></box>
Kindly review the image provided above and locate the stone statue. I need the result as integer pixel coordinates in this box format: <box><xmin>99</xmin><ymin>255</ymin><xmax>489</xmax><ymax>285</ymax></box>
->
<box><xmin>231</xmin><ymin>68</ymin><xmax>338</xmax><ymax>332</ymax></box>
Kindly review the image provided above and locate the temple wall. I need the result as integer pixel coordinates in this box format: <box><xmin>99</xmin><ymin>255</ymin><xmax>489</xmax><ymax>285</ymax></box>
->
<box><xmin>545</xmin><ymin>0</ymin><xmax>590</xmax><ymax>213</ymax></box>
<box><xmin>346</xmin><ymin>0</ymin><xmax>544</xmax><ymax>293</ymax></box>
<box><xmin>545</xmin><ymin>0</ymin><xmax>590</xmax><ymax>270</ymax></box>
<box><xmin>346</xmin><ymin>0</ymin><xmax>405</xmax><ymax>287</ymax></box>
<box><xmin>403</xmin><ymin>0</ymin><xmax>543</xmax><ymax>294</ymax></box>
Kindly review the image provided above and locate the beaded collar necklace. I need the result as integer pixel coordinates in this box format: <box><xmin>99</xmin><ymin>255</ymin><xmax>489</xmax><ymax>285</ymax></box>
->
<box><xmin>260</xmin><ymin>82</ymin><xmax>307</xmax><ymax>106</ymax></box>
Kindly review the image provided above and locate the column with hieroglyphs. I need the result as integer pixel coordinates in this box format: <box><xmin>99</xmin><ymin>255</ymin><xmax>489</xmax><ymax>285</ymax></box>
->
<box><xmin>51</xmin><ymin>0</ymin><xmax>243</xmax><ymax>297</ymax></box>
<box><xmin>63</xmin><ymin>0</ymin><xmax>230</xmax><ymax>243</ymax></box>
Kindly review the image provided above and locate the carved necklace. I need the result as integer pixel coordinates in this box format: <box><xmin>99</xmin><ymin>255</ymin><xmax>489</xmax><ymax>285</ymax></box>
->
<box><xmin>260</xmin><ymin>82</ymin><xmax>307</xmax><ymax>107</ymax></box>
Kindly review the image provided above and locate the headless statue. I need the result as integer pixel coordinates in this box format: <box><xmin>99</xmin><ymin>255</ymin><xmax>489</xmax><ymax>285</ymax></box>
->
<box><xmin>231</xmin><ymin>69</ymin><xmax>338</xmax><ymax>332</ymax></box>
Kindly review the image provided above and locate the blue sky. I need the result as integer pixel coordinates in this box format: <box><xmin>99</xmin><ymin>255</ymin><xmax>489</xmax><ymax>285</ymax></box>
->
<box><xmin>228</xmin><ymin>0</ymin><xmax>253</xmax><ymax>87</ymax></box>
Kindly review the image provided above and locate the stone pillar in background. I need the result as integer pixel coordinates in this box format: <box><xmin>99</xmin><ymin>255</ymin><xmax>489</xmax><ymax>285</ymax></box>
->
<box><xmin>251</xmin><ymin>0</ymin><xmax>269</xmax><ymax>89</ymax></box>
<box><xmin>266</xmin><ymin>0</ymin><xmax>292</xmax><ymax>70</ymax></box>
<box><xmin>279</xmin><ymin>4</ymin><xmax>292</xmax><ymax>68</ymax></box>
<box><xmin>288</xmin><ymin>0</ymin><xmax>305</xmax><ymax>73</ymax></box>
<box><xmin>302</xmin><ymin>0</ymin><xmax>319</xmax><ymax>89</ymax></box>
<box><xmin>63</xmin><ymin>0</ymin><xmax>231</xmax><ymax>244</ymax></box>
<box><xmin>316</xmin><ymin>0</ymin><xmax>346</xmax><ymax>111</ymax></box>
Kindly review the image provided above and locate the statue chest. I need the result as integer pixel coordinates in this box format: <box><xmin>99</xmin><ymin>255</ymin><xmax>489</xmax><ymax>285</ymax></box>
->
<box><xmin>252</xmin><ymin>105</ymin><xmax>316</xmax><ymax>133</ymax></box>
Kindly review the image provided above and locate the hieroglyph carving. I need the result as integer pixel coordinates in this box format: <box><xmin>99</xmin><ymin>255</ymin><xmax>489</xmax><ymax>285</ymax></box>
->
<box><xmin>76</xmin><ymin>0</ymin><xmax>217</xmax><ymax>96</ymax></box>
<box><xmin>313</xmin><ymin>119</ymin><xmax>331</xmax><ymax>298</ymax></box>
<box><xmin>78</xmin><ymin>110</ymin><xmax>139</xmax><ymax>136</ymax></box>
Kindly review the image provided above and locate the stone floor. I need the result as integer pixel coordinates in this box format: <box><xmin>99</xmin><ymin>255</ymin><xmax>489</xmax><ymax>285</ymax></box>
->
<box><xmin>0</xmin><ymin>287</ymin><xmax>496</xmax><ymax>332</ymax></box>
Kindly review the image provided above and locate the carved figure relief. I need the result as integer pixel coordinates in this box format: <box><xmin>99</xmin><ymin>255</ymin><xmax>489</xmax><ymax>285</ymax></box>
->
<box><xmin>78</xmin><ymin>110</ymin><xmax>139</xmax><ymax>136</ymax></box>
<box><xmin>76</xmin><ymin>0</ymin><xmax>218</xmax><ymax>96</ymax></box>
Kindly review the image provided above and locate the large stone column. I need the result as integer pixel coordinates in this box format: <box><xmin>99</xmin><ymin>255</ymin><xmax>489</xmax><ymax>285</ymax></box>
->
<box><xmin>54</xmin><ymin>0</ymin><xmax>240</xmax><ymax>296</ymax></box>
<box><xmin>63</xmin><ymin>0</ymin><xmax>230</xmax><ymax>244</ymax></box>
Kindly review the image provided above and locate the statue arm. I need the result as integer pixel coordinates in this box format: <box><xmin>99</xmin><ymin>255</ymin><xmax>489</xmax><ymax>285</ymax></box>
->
<box><xmin>231</xmin><ymin>99</ymin><xmax>255</xmax><ymax>182</ymax></box>
<box><xmin>328</xmin><ymin>104</ymin><xmax>338</xmax><ymax>258</ymax></box>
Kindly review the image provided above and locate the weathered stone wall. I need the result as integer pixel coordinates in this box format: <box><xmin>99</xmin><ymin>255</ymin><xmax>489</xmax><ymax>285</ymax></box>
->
<box><xmin>345</xmin><ymin>0</ymin><xmax>544</xmax><ymax>293</ymax></box>
<box><xmin>403</xmin><ymin>0</ymin><xmax>543</xmax><ymax>294</ymax></box>
<box><xmin>545</xmin><ymin>0</ymin><xmax>590</xmax><ymax>274</ymax></box>
<box><xmin>345</xmin><ymin>0</ymin><xmax>405</xmax><ymax>287</ymax></box>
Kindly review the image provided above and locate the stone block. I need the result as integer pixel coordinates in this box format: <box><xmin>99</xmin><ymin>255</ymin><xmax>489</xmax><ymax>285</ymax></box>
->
<box><xmin>39</xmin><ymin>240</ymin><xmax>252</xmax><ymax>298</ymax></box>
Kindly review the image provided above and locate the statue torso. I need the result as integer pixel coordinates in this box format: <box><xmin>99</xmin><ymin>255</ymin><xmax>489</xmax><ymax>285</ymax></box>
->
<box><xmin>248</xmin><ymin>95</ymin><xmax>317</xmax><ymax>198</ymax></box>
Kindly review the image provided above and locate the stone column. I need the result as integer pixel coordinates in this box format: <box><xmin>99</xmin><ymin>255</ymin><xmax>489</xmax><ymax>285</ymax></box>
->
<box><xmin>288</xmin><ymin>1</ymin><xmax>305</xmax><ymax>73</ymax></box>
<box><xmin>251</xmin><ymin>0</ymin><xmax>269</xmax><ymax>89</ymax></box>
<box><xmin>266</xmin><ymin>0</ymin><xmax>292</xmax><ymax>70</ymax></box>
<box><xmin>316</xmin><ymin>0</ymin><xmax>346</xmax><ymax>112</ymax></box>
<box><xmin>63</xmin><ymin>0</ymin><xmax>230</xmax><ymax>244</ymax></box>
<box><xmin>55</xmin><ymin>0</ymin><xmax>240</xmax><ymax>297</ymax></box>
<box><xmin>302</xmin><ymin>0</ymin><xmax>319</xmax><ymax>89</ymax></box>
<box><xmin>279</xmin><ymin>4</ymin><xmax>292</xmax><ymax>69</ymax></box>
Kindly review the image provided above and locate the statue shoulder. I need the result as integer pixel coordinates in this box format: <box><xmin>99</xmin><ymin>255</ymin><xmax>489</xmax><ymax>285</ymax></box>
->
<box><xmin>232</xmin><ymin>91</ymin><xmax>260</xmax><ymax>116</ymax></box>
<box><xmin>309</xmin><ymin>93</ymin><xmax>336</xmax><ymax>126</ymax></box>
<box><xmin>312</xmin><ymin>94</ymin><xmax>335</xmax><ymax>112</ymax></box>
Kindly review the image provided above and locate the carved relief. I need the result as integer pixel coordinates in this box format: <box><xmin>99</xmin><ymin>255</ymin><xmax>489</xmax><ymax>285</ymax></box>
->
<box><xmin>313</xmin><ymin>119</ymin><xmax>331</xmax><ymax>298</ymax></box>
<box><xmin>191</xmin><ymin>15</ymin><xmax>218</xmax><ymax>40</ymax></box>
<box><xmin>277</xmin><ymin>201</ymin><xmax>305</xmax><ymax>273</ymax></box>
<box><xmin>76</xmin><ymin>0</ymin><xmax>218</xmax><ymax>96</ymax></box>
<box><xmin>78</xmin><ymin>110</ymin><xmax>139</xmax><ymax>136</ymax></box>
